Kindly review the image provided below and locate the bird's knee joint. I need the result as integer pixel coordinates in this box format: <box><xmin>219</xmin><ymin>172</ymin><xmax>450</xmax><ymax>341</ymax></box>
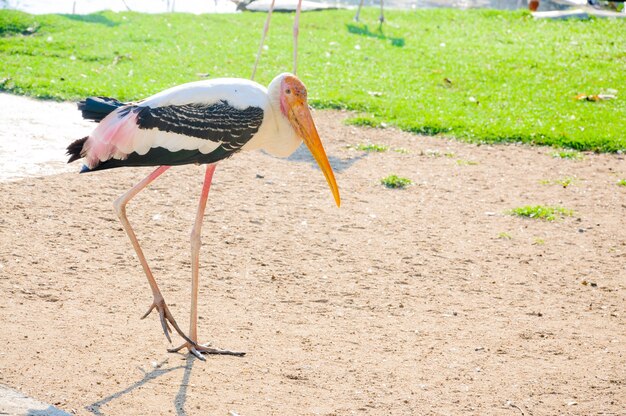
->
<box><xmin>190</xmin><ymin>240</ymin><xmax>201</xmax><ymax>254</ymax></box>
<box><xmin>190</xmin><ymin>229</ymin><xmax>201</xmax><ymax>245</ymax></box>
<box><xmin>113</xmin><ymin>199</ymin><xmax>126</xmax><ymax>217</ymax></box>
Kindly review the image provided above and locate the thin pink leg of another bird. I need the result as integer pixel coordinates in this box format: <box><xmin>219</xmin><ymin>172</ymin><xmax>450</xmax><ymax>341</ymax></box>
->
<box><xmin>251</xmin><ymin>0</ymin><xmax>276</xmax><ymax>80</ymax></box>
<box><xmin>113</xmin><ymin>165</ymin><xmax>193</xmax><ymax>345</ymax></box>
<box><xmin>293</xmin><ymin>0</ymin><xmax>303</xmax><ymax>75</ymax></box>
<box><xmin>379</xmin><ymin>0</ymin><xmax>385</xmax><ymax>24</ymax></box>
<box><xmin>168</xmin><ymin>164</ymin><xmax>245</xmax><ymax>360</ymax></box>
<box><xmin>354</xmin><ymin>0</ymin><xmax>365</xmax><ymax>21</ymax></box>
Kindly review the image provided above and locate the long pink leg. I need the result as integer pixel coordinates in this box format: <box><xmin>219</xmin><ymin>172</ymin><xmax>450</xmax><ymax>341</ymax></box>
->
<box><xmin>379</xmin><ymin>0</ymin><xmax>385</xmax><ymax>25</ymax></box>
<box><xmin>168</xmin><ymin>164</ymin><xmax>245</xmax><ymax>359</ymax></box>
<box><xmin>113</xmin><ymin>165</ymin><xmax>193</xmax><ymax>345</ymax></box>
<box><xmin>293</xmin><ymin>0</ymin><xmax>303</xmax><ymax>75</ymax></box>
<box><xmin>251</xmin><ymin>0</ymin><xmax>276</xmax><ymax>80</ymax></box>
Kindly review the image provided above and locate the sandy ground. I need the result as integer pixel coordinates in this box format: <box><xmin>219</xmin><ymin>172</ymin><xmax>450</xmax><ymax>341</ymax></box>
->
<box><xmin>0</xmin><ymin>93</ymin><xmax>92</xmax><ymax>182</ymax></box>
<box><xmin>0</xmin><ymin>98</ymin><xmax>624</xmax><ymax>415</ymax></box>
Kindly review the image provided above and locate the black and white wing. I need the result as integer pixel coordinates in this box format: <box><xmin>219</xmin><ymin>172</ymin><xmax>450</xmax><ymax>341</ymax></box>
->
<box><xmin>75</xmin><ymin>78</ymin><xmax>270</xmax><ymax>171</ymax></box>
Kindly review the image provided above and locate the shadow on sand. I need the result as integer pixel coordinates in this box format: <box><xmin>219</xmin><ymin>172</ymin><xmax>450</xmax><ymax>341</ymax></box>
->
<box><xmin>85</xmin><ymin>356</ymin><xmax>196</xmax><ymax>416</ymax></box>
<box><xmin>285</xmin><ymin>144</ymin><xmax>364</xmax><ymax>173</ymax></box>
<box><xmin>25</xmin><ymin>407</ymin><xmax>71</xmax><ymax>416</ymax></box>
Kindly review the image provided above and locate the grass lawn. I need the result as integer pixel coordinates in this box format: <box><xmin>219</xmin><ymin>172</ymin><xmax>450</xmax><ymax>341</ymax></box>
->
<box><xmin>1</xmin><ymin>8</ymin><xmax>624</xmax><ymax>152</ymax></box>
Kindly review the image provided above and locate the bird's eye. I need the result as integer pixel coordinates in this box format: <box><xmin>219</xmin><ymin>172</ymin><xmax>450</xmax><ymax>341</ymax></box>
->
<box><xmin>285</xmin><ymin>89</ymin><xmax>291</xmax><ymax>95</ymax></box>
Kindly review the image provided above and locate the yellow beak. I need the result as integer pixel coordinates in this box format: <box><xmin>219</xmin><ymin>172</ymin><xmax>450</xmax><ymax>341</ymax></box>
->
<box><xmin>288</xmin><ymin>102</ymin><xmax>341</xmax><ymax>207</ymax></box>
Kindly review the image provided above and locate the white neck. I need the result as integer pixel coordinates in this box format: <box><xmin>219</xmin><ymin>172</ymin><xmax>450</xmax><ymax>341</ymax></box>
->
<box><xmin>242</xmin><ymin>73</ymin><xmax>302</xmax><ymax>157</ymax></box>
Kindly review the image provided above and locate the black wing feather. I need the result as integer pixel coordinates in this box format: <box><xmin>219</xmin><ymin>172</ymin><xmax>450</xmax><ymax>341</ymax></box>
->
<box><xmin>78</xmin><ymin>96</ymin><xmax>126</xmax><ymax>122</ymax></box>
<box><xmin>82</xmin><ymin>100</ymin><xmax>265</xmax><ymax>172</ymax></box>
<box><xmin>135</xmin><ymin>100</ymin><xmax>264</xmax><ymax>149</ymax></box>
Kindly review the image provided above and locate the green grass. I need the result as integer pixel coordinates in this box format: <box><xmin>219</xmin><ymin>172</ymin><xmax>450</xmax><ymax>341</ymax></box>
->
<box><xmin>508</xmin><ymin>205</ymin><xmax>574</xmax><ymax>221</ymax></box>
<box><xmin>1</xmin><ymin>9</ymin><xmax>625</xmax><ymax>151</ymax></box>
<box><xmin>551</xmin><ymin>149</ymin><xmax>584</xmax><ymax>160</ymax></box>
<box><xmin>393</xmin><ymin>147</ymin><xmax>409</xmax><ymax>154</ymax></box>
<box><xmin>498</xmin><ymin>232</ymin><xmax>512</xmax><ymax>240</ymax></box>
<box><xmin>540</xmin><ymin>176</ymin><xmax>576</xmax><ymax>188</ymax></box>
<box><xmin>381</xmin><ymin>174</ymin><xmax>412</xmax><ymax>189</ymax></box>
<box><xmin>422</xmin><ymin>149</ymin><xmax>442</xmax><ymax>157</ymax></box>
<box><xmin>351</xmin><ymin>143</ymin><xmax>389</xmax><ymax>152</ymax></box>
<box><xmin>617</xmin><ymin>179</ymin><xmax>626</xmax><ymax>187</ymax></box>
<box><xmin>0</xmin><ymin>8</ymin><xmax>39</xmax><ymax>36</ymax></box>
<box><xmin>555</xmin><ymin>177</ymin><xmax>574</xmax><ymax>187</ymax></box>
<box><xmin>421</xmin><ymin>149</ymin><xmax>455</xmax><ymax>158</ymax></box>
<box><xmin>456</xmin><ymin>158</ymin><xmax>478</xmax><ymax>165</ymax></box>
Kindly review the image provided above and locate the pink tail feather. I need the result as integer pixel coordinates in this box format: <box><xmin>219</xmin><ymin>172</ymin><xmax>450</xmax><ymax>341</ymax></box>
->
<box><xmin>83</xmin><ymin>108</ymin><xmax>138</xmax><ymax>169</ymax></box>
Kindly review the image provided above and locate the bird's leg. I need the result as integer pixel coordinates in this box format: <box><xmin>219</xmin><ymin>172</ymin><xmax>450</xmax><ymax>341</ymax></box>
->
<box><xmin>354</xmin><ymin>0</ymin><xmax>365</xmax><ymax>22</ymax></box>
<box><xmin>292</xmin><ymin>0</ymin><xmax>303</xmax><ymax>75</ymax></box>
<box><xmin>251</xmin><ymin>0</ymin><xmax>276</xmax><ymax>80</ymax></box>
<box><xmin>379</xmin><ymin>0</ymin><xmax>385</xmax><ymax>25</ymax></box>
<box><xmin>168</xmin><ymin>164</ymin><xmax>245</xmax><ymax>360</ymax></box>
<box><xmin>113</xmin><ymin>165</ymin><xmax>193</xmax><ymax>345</ymax></box>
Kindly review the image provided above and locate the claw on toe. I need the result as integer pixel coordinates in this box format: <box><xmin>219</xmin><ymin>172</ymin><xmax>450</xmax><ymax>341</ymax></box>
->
<box><xmin>141</xmin><ymin>298</ymin><xmax>193</xmax><ymax>345</ymax></box>
<box><xmin>168</xmin><ymin>342</ymin><xmax>246</xmax><ymax>360</ymax></box>
<box><xmin>142</xmin><ymin>302</ymin><xmax>173</xmax><ymax>342</ymax></box>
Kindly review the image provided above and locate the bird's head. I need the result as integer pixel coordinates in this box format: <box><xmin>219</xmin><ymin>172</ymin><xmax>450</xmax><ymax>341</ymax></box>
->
<box><xmin>270</xmin><ymin>73</ymin><xmax>340</xmax><ymax>207</ymax></box>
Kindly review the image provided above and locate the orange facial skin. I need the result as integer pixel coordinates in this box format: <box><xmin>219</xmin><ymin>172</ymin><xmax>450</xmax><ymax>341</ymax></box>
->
<box><xmin>280</xmin><ymin>76</ymin><xmax>340</xmax><ymax>207</ymax></box>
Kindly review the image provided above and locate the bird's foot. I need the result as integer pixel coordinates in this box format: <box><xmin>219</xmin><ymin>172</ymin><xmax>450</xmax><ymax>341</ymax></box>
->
<box><xmin>168</xmin><ymin>341</ymin><xmax>246</xmax><ymax>361</ymax></box>
<box><xmin>142</xmin><ymin>297</ymin><xmax>193</xmax><ymax>345</ymax></box>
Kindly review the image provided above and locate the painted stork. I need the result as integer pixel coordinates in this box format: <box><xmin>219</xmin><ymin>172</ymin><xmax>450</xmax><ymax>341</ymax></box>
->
<box><xmin>67</xmin><ymin>73</ymin><xmax>340</xmax><ymax>359</ymax></box>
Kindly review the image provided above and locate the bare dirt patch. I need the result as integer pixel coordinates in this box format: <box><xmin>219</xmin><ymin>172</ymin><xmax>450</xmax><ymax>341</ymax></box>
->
<box><xmin>0</xmin><ymin>107</ymin><xmax>624</xmax><ymax>415</ymax></box>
